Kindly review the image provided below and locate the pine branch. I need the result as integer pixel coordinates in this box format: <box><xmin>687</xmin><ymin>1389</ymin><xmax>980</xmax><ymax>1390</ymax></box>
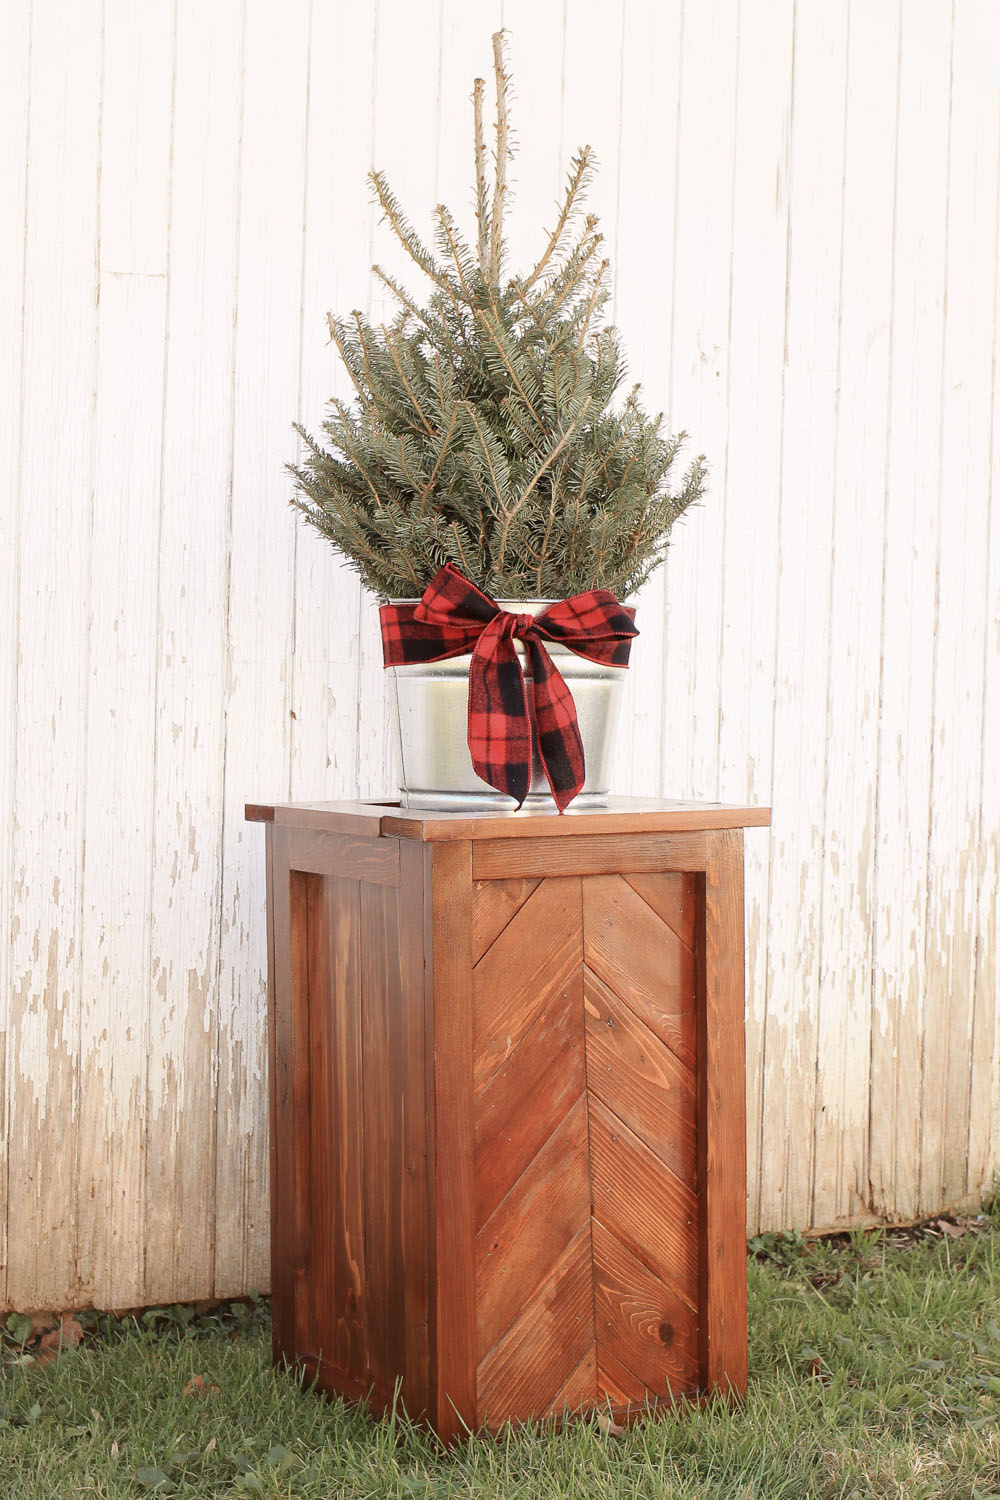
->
<box><xmin>488</xmin><ymin>30</ymin><xmax>513</xmax><ymax>285</ymax></box>
<box><xmin>472</xmin><ymin>75</ymin><xmax>490</xmax><ymax>273</ymax></box>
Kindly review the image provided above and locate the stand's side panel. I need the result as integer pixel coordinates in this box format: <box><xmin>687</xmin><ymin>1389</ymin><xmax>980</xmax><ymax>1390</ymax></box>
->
<box><xmin>698</xmin><ymin>828</ymin><xmax>748</xmax><ymax>1396</ymax></box>
<box><xmin>268</xmin><ymin>827</ymin><xmax>430</xmax><ymax>1416</ymax></box>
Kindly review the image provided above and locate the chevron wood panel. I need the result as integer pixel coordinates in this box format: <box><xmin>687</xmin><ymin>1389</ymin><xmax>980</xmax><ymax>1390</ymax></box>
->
<box><xmin>583</xmin><ymin>875</ymin><xmax>697</xmax><ymax>1069</ymax></box>
<box><xmin>589</xmin><ymin>1097</ymin><xmax>698</xmax><ymax>1309</ymax></box>
<box><xmin>622</xmin><ymin>871</ymin><xmax>698</xmax><ymax>951</ymax></box>
<box><xmin>472</xmin><ymin>875</ymin><xmax>582</xmax><ymax>1091</ymax></box>
<box><xmin>474</xmin><ymin>967</ymin><xmax>585</xmax><ymax>1227</ymax></box>
<box><xmin>477</xmin><ymin>1224</ymin><xmax>596</xmax><ymax>1429</ymax></box>
<box><xmin>592</xmin><ymin>1219</ymin><xmax>699</xmax><ymax>1396</ymax></box>
<box><xmin>471</xmin><ymin>869</ymin><xmax>701</xmax><ymax>1427</ymax></box>
<box><xmin>584</xmin><ymin>965</ymin><xmax>697</xmax><ymax>1184</ymax></box>
<box><xmin>472</xmin><ymin>876</ymin><xmax>540</xmax><ymax>957</ymax></box>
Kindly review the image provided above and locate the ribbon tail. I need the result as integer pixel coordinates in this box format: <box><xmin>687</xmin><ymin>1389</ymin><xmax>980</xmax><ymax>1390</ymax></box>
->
<box><xmin>523</xmin><ymin>637</ymin><xmax>585</xmax><ymax>813</ymax></box>
<box><xmin>467</xmin><ymin>616</ymin><xmax>534</xmax><ymax>806</ymax></box>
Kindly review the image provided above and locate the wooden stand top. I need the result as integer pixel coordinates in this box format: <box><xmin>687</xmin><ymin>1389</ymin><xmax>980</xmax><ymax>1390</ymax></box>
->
<box><xmin>245</xmin><ymin>795</ymin><xmax>771</xmax><ymax>843</ymax></box>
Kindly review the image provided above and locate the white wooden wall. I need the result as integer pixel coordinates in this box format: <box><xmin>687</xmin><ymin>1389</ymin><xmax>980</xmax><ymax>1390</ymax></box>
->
<box><xmin>2</xmin><ymin>0</ymin><xmax>998</xmax><ymax>1311</ymax></box>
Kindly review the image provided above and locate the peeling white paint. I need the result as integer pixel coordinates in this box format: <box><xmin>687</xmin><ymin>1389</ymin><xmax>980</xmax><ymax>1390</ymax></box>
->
<box><xmin>2</xmin><ymin>0</ymin><xmax>1000</xmax><ymax>1312</ymax></box>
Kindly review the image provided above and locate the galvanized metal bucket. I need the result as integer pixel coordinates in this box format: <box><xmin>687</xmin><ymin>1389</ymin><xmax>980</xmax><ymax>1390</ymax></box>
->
<box><xmin>385</xmin><ymin>599</ymin><xmax>628</xmax><ymax>812</ymax></box>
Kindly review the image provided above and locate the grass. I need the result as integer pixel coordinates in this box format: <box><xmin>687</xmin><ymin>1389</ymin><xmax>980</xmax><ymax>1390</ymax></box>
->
<box><xmin>2</xmin><ymin>1218</ymin><xmax>1000</xmax><ymax>1500</ymax></box>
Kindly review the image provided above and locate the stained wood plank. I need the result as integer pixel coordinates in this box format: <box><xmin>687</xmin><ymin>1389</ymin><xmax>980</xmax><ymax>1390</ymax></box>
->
<box><xmin>589</xmin><ymin>1097</ymin><xmax>698</xmax><ymax>1311</ymax></box>
<box><xmin>360</xmin><ymin>879</ymin><xmax>407</xmax><ymax>1398</ymax></box>
<box><xmin>592</xmin><ymin>1219</ymin><xmax>698</xmax><ymax>1398</ymax></box>
<box><xmin>306</xmin><ymin>875</ymin><xmax>365</xmax><ymax>1384</ymax></box>
<box><xmin>475</xmin><ymin>1097</ymin><xmax>591</xmax><ymax>1361</ymax></box>
<box><xmin>597</xmin><ymin>1345</ymin><xmax>655</xmax><ymax>1408</ymax></box>
<box><xmin>472</xmin><ymin>877</ymin><xmax>541</xmax><ymax>959</ymax></box>
<box><xmin>474</xmin><ymin>968</ymin><xmax>586</xmax><ymax>1227</ymax></box>
<box><xmin>382</xmin><ymin>801</ymin><xmax>771</xmax><ymax>842</ymax></box>
<box><xmin>623</xmin><ymin>872</ymin><xmax>697</xmax><ymax>951</ymax></box>
<box><xmin>286</xmin><ymin>827</ymin><xmax>400</xmax><ymax>885</ymax></box>
<box><xmin>472</xmin><ymin>833</ymin><xmax>707</xmax><ymax>879</ymax></box>
<box><xmin>699</xmin><ymin>831</ymin><xmax>747</xmax><ymax>1397</ymax></box>
<box><xmin>583</xmin><ymin>875</ymin><xmax>696</xmax><ymax>1069</ymax></box>
<box><xmin>476</xmin><ymin>1223</ymin><xmax>595</xmax><ymax>1431</ymax></box>
<box><xmin>472</xmin><ymin>877</ymin><xmax>582</xmax><ymax>1091</ymax></box>
<box><xmin>396</xmin><ymin>840</ymin><xmax>431</xmax><ymax>1414</ymax></box>
<box><xmin>266</xmin><ymin>831</ymin><xmax>309</xmax><ymax>1364</ymax></box>
<box><xmin>427</xmin><ymin>840</ymin><xmax>476</xmax><ymax>1440</ymax></box>
<box><xmin>584</xmin><ymin>967</ymin><xmax>697</xmax><ymax>1187</ymax></box>
<box><xmin>546</xmin><ymin>1346</ymin><xmax>598</xmax><ymax>1419</ymax></box>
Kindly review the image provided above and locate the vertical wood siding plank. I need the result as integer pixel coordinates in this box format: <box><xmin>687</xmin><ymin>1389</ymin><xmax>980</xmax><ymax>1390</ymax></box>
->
<box><xmin>490</xmin><ymin>6</ymin><xmax>568</xmax><ymax>291</ymax></box>
<box><xmin>352</xmin><ymin>0</ymin><xmax>444</xmax><ymax>801</ymax></box>
<box><xmin>210</xmin><ymin>0</ymin><xmax>312</xmax><ymax>1298</ymax></box>
<box><xmin>923</xmin><ymin>1</ymin><xmax>1000</xmax><ymax>1213</ymax></box>
<box><xmin>715</xmin><ymin>0</ymin><xmax>794</xmax><ymax>1233</ymax></box>
<box><xmin>144</xmin><ymin>0</ymin><xmax>246</xmax><ymax>1303</ymax></box>
<box><xmin>870</xmin><ymin>0</ymin><xmax>953</xmax><ymax>1222</ymax></box>
<box><xmin>77</xmin><ymin>0</ymin><xmax>174</xmax><ymax>1311</ymax></box>
<box><xmin>660</xmin><ymin>0</ymin><xmax>740</xmax><ymax>809</ymax></box>
<box><xmin>810</xmin><ymin>0</ymin><xmax>899</xmax><ymax>1231</ymax></box>
<box><xmin>6</xmin><ymin>0</ymin><xmax>102</xmax><ymax>1311</ymax></box>
<box><xmin>289</xmin><ymin>0</ymin><xmax>375</xmax><ymax>804</ymax></box>
<box><xmin>0</xmin><ymin>0</ymin><xmax>31</xmax><ymax>1311</ymax></box>
<box><xmin>610</xmin><ymin>0</ymin><xmax>682</xmax><ymax>799</ymax></box>
<box><xmin>976</xmin><ymin>181</ymin><xmax>1000</xmax><ymax>1189</ymax></box>
<box><xmin>757</xmin><ymin>0</ymin><xmax>849</xmax><ymax>1232</ymax></box>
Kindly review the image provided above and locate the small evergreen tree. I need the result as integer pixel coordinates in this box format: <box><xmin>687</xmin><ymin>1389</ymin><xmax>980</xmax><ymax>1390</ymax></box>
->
<box><xmin>290</xmin><ymin>31</ymin><xmax>705</xmax><ymax>601</ymax></box>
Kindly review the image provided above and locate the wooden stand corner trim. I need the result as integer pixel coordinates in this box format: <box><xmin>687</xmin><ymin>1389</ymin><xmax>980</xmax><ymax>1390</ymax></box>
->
<box><xmin>698</xmin><ymin>829</ymin><xmax>748</xmax><ymax>1397</ymax></box>
<box><xmin>425</xmin><ymin>840</ymin><xmax>477</xmax><ymax>1440</ymax></box>
<box><xmin>251</xmin><ymin>798</ymin><xmax>767</xmax><ymax>1436</ymax></box>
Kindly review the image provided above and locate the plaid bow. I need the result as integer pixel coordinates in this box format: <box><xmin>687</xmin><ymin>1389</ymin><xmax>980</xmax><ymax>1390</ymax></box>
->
<box><xmin>380</xmin><ymin>563</ymin><xmax>638</xmax><ymax>811</ymax></box>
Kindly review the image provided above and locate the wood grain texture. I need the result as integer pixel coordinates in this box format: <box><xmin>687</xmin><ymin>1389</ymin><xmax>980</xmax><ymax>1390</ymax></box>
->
<box><xmin>474</xmin><ymin>969</ymin><xmax>586</xmax><ymax>1227</ymax></box>
<box><xmin>699</xmin><ymin>831</ymin><xmax>748</xmax><ymax>1397</ymax></box>
<box><xmin>472</xmin><ymin>833</ymin><xmax>708</xmax><ymax>879</ymax></box>
<box><xmin>623</xmin><ymin>872</ymin><xmax>698</xmax><ymax>951</ymax></box>
<box><xmin>592</xmin><ymin>1219</ymin><xmax>699</xmax><ymax>1398</ymax></box>
<box><xmin>472</xmin><ymin>877</ymin><xmax>541</xmax><ymax>958</ymax></box>
<box><xmin>589</xmin><ymin>1097</ymin><xmax>698</xmax><ymax>1310</ymax></box>
<box><xmin>286</xmin><ymin>828</ymin><xmax>400</xmax><ymax>885</ymax></box>
<box><xmin>475</xmin><ymin>1098</ymin><xmax>591</xmax><ymax>1361</ymax></box>
<box><xmin>305</xmin><ymin>874</ymin><xmax>365</xmax><ymax>1384</ymax></box>
<box><xmin>472</xmin><ymin>876</ymin><xmax>582</xmax><ymax>1091</ymax></box>
<box><xmin>584</xmin><ymin>967</ymin><xmax>697</xmax><ymax>1184</ymax></box>
<box><xmin>476</xmin><ymin>1224</ymin><xmax>595</xmax><ymax>1431</ymax></box>
<box><xmin>584</xmin><ymin>876</ymin><xmax>697</xmax><ymax>1070</ymax></box>
<box><xmin>426</xmin><ymin>840</ymin><xmax>477</xmax><ymax>1440</ymax></box>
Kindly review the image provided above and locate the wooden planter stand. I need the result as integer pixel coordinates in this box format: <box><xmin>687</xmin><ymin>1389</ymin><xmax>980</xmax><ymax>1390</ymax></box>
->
<box><xmin>247</xmin><ymin>796</ymin><xmax>770</xmax><ymax>1439</ymax></box>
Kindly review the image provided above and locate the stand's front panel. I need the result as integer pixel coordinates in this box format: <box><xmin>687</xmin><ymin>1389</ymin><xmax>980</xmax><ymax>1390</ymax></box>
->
<box><xmin>470</xmin><ymin>858</ymin><xmax>701</xmax><ymax>1428</ymax></box>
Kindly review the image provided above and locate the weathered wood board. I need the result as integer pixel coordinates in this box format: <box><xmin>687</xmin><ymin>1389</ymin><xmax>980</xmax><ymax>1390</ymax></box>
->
<box><xmin>2</xmin><ymin>0</ymin><xmax>999</xmax><ymax>1311</ymax></box>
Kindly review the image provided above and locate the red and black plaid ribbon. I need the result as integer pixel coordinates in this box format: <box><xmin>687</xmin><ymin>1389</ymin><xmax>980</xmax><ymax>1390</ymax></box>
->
<box><xmin>380</xmin><ymin>563</ymin><xmax>637</xmax><ymax>811</ymax></box>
